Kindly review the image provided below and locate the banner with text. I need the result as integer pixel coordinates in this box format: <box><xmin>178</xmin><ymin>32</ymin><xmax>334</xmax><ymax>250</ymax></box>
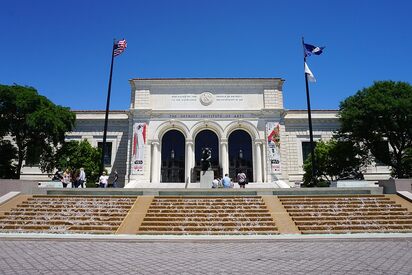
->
<box><xmin>131</xmin><ymin>123</ymin><xmax>147</xmax><ymax>175</ymax></box>
<box><xmin>266</xmin><ymin>122</ymin><xmax>281</xmax><ymax>174</ymax></box>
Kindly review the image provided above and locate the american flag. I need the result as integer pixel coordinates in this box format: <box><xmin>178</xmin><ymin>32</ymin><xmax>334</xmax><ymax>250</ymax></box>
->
<box><xmin>113</xmin><ymin>39</ymin><xmax>127</xmax><ymax>57</ymax></box>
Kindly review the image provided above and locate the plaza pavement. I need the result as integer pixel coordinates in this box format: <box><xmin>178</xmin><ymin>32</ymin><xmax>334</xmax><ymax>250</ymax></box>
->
<box><xmin>0</xmin><ymin>234</ymin><xmax>411</xmax><ymax>274</ymax></box>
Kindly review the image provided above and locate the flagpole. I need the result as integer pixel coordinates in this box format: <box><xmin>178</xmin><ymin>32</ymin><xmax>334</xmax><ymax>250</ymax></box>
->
<box><xmin>100</xmin><ymin>38</ymin><xmax>116</xmax><ymax>176</ymax></box>
<box><xmin>302</xmin><ymin>37</ymin><xmax>317</xmax><ymax>186</ymax></box>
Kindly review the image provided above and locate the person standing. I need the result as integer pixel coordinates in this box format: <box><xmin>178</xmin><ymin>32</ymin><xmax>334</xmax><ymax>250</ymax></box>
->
<box><xmin>112</xmin><ymin>170</ymin><xmax>119</xmax><ymax>188</ymax></box>
<box><xmin>71</xmin><ymin>169</ymin><xmax>79</xmax><ymax>188</ymax></box>
<box><xmin>99</xmin><ymin>171</ymin><xmax>109</xmax><ymax>188</ymax></box>
<box><xmin>222</xmin><ymin>174</ymin><xmax>232</xmax><ymax>188</ymax></box>
<box><xmin>78</xmin><ymin>168</ymin><xmax>86</xmax><ymax>188</ymax></box>
<box><xmin>62</xmin><ymin>169</ymin><xmax>71</xmax><ymax>188</ymax></box>
<box><xmin>212</xmin><ymin>178</ymin><xmax>219</xmax><ymax>188</ymax></box>
<box><xmin>237</xmin><ymin>170</ymin><xmax>247</xmax><ymax>189</ymax></box>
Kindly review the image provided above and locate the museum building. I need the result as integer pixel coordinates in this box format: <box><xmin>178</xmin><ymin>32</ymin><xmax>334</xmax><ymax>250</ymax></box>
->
<box><xmin>21</xmin><ymin>78</ymin><xmax>390</xmax><ymax>187</ymax></box>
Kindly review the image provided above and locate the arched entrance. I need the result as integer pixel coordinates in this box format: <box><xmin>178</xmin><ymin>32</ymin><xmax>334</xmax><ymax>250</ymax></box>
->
<box><xmin>228</xmin><ymin>130</ymin><xmax>253</xmax><ymax>182</ymax></box>
<box><xmin>161</xmin><ymin>130</ymin><xmax>185</xmax><ymax>182</ymax></box>
<box><xmin>194</xmin><ymin>130</ymin><xmax>220</xmax><ymax>181</ymax></box>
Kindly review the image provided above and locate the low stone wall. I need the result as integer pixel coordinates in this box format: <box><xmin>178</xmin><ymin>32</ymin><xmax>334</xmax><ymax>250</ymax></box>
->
<box><xmin>0</xmin><ymin>179</ymin><xmax>46</xmax><ymax>197</ymax></box>
<box><xmin>45</xmin><ymin>187</ymin><xmax>383</xmax><ymax>196</ymax></box>
<box><xmin>379</xmin><ymin>179</ymin><xmax>412</xmax><ymax>194</ymax></box>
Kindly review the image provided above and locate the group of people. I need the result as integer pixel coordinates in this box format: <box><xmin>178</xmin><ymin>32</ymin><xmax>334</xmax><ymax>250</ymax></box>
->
<box><xmin>52</xmin><ymin>168</ymin><xmax>86</xmax><ymax>188</ymax></box>
<box><xmin>52</xmin><ymin>168</ymin><xmax>119</xmax><ymax>188</ymax></box>
<box><xmin>98</xmin><ymin>170</ymin><xmax>119</xmax><ymax>188</ymax></box>
<box><xmin>212</xmin><ymin>171</ymin><xmax>248</xmax><ymax>189</ymax></box>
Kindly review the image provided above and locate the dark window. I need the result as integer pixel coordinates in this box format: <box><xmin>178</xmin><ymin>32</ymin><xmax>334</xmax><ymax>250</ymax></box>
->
<box><xmin>161</xmin><ymin>130</ymin><xmax>185</xmax><ymax>183</ymax></box>
<box><xmin>98</xmin><ymin>142</ymin><xmax>112</xmax><ymax>166</ymax></box>
<box><xmin>228</xmin><ymin>130</ymin><xmax>253</xmax><ymax>181</ymax></box>
<box><xmin>302</xmin><ymin>141</ymin><xmax>317</xmax><ymax>163</ymax></box>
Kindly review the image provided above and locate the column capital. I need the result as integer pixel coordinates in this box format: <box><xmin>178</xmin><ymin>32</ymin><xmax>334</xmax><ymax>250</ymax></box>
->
<box><xmin>185</xmin><ymin>140</ymin><xmax>194</xmax><ymax>146</ymax></box>
<box><xmin>254</xmin><ymin>140</ymin><xmax>264</xmax><ymax>146</ymax></box>
<box><xmin>220</xmin><ymin>139</ymin><xmax>228</xmax><ymax>145</ymax></box>
<box><xmin>150</xmin><ymin>140</ymin><xmax>160</xmax><ymax>146</ymax></box>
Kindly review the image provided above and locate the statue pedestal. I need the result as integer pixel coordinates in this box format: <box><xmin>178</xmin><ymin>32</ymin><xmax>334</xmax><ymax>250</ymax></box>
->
<box><xmin>200</xmin><ymin>170</ymin><xmax>214</xmax><ymax>188</ymax></box>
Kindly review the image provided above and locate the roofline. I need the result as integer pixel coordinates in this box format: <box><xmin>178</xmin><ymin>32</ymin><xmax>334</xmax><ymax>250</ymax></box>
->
<box><xmin>72</xmin><ymin>110</ymin><xmax>128</xmax><ymax>113</ymax></box>
<box><xmin>287</xmin><ymin>109</ymin><xmax>338</xmax><ymax>112</ymax></box>
<box><xmin>129</xmin><ymin>77</ymin><xmax>285</xmax><ymax>81</ymax></box>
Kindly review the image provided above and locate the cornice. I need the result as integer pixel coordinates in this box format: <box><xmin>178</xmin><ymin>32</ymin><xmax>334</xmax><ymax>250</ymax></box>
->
<box><xmin>129</xmin><ymin>78</ymin><xmax>285</xmax><ymax>89</ymax></box>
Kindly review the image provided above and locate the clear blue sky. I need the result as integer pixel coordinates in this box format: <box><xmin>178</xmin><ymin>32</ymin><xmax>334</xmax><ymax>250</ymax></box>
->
<box><xmin>1</xmin><ymin>0</ymin><xmax>411</xmax><ymax>111</ymax></box>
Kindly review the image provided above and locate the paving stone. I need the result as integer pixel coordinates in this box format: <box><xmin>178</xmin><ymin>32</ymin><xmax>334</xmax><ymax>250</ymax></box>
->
<box><xmin>0</xmin><ymin>238</ymin><xmax>411</xmax><ymax>274</ymax></box>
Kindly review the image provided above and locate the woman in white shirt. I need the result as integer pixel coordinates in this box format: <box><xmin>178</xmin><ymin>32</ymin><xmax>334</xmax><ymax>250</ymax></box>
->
<box><xmin>99</xmin><ymin>171</ymin><xmax>109</xmax><ymax>188</ymax></box>
<box><xmin>62</xmin><ymin>169</ymin><xmax>71</xmax><ymax>188</ymax></box>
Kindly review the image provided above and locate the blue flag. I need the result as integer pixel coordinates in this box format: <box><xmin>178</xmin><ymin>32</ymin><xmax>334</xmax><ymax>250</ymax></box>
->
<box><xmin>304</xmin><ymin>43</ymin><xmax>325</xmax><ymax>57</ymax></box>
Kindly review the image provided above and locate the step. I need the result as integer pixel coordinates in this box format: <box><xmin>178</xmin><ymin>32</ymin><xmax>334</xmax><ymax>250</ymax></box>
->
<box><xmin>0</xmin><ymin>228</ymin><xmax>113</xmax><ymax>234</ymax></box>
<box><xmin>292</xmin><ymin>215</ymin><xmax>412</xmax><ymax>221</ymax></box>
<box><xmin>143</xmin><ymin>217</ymin><xmax>274</xmax><ymax>222</ymax></box>
<box><xmin>146</xmin><ymin>209</ymin><xmax>269</xmax><ymax>214</ymax></box>
<box><xmin>298</xmin><ymin>224</ymin><xmax>412</xmax><ymax>231</ymax></box>
<box><xmin>17</xmin><ymin>205</ymin><xmax>133</xmax><ymax>210</ymax></box>
<box><xmin>284</xmin><ymin>205</ymin><xmax>402</xmax><ymax>210</ymax></box>
<box><xmin>294</xmin><ymin>220</ymin><xmax>412</xmax><ymax>226</ymax></box>
<box><xmin>286</xmin><ymin>207</ymin><xmax>408</xmax><ymax>213</ymax></box>
<box><xmin>140</xmin><ymin>221</ymin><xmax>277</xmax><ymax>227</ymax></box>
<box><xmin>282</xmin><ymin>201</ymin><xmax>395</xmax><ymax>205</ymax></box>
<box><xmin>138</xmin><ymin>226</ymin><xmax>278</xmax><ymax>232</ymax></box>
<box><xmin>301</xmin><ymin>229</ymin><xmax>412</xmax><ymax>234</ymax></box>
<box><xmin>144</xmin><ymin>213</ymin><xmax>273</xmax><ymax>218</ymax></box>
<box><xmin>147</xmin><ymin>206</ymin><xmax>268</xmax><ymax>210</ymax></box>
<box><xmin>0</xmin><ymin>220</ymin><xmax>122</xmax><ymax>226</ymax></box>
<box><xmin>288</xmin><ymin>211</ymin><xmax>411</xmax><ymax>217</ymax></box>
<box><xmin>279</xmin><ymin>198</ymin><xmax>390</xmax><ymax>202</ymax></box>
<box><xmin>137</xmin><ymin>231</ymin><xmax>279</xmax><ymax>235</ymax></box>
<box><xmin>150</xmin><ymin>201</ymin><xmax>266</xmax><ymax>205</ymax></box>
<box><xmin>21</xmin><ymin>201</ymin><xmax>135</xmax><ymax>206</ymax></box>
<box><xmin>0</xmin><ymin>215</ymin><xmax>125</xmax><ymax>221</ymax></box>
<box><xmin>5</xmin><ymin>211</ymin><xmax>129</xmax><ymax>217</ymax></box>
<box><xmin>278</xmin><ymin>195</ymin><xmax>386</xmax><ymax>199</ymax></box>
<box><xmin>0</xmin><ymin>224</ymin><xmax>118</xmax><ymax>231</ymax></box>
<box><xmin>9</xmin><ymin>208</ymin><xmax>128</xmax><ymax>214</ymax></box>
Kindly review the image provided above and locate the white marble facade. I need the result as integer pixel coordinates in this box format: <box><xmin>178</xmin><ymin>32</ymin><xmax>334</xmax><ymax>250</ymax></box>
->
<box><xmin>20</xmin><ymin>78</ymin><xmax>390</xmax><ymax>186</ymax></box>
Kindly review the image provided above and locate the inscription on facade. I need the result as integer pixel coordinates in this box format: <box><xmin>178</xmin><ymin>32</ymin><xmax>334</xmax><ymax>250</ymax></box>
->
<box><xmin>170</xmin><ymin>95</ymin><xmax>244</xmax><ymax>103</ymax></box>
<box><xmin>216</xmin><ymin>95</ymin><xmax>243</xmax><ymax>102</ymax></box>
<box><xmin>171</xmin><ymin>95</ymin><xmax>197</xmax><ymax>102</ymax></box>
<box><xmin>168</xmin><ymin>114</ymin><xmax>245</xmax><ymax>119</ymax></box>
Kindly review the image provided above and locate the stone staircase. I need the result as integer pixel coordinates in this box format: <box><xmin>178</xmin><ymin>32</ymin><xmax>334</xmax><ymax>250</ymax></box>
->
<box><xmin>137</xmin><ymin>196</ymin><xmax>278</xmax><ymax>234</ymax></box>
<box><xmin>279</xmin><ymin>195</ymin><xmax>412</xmax><ymax>234</ymax></box>
<box><xmin>0</xmin><ymin>195</ymin><xmax>137</xmax><ymax>234</ymax></box>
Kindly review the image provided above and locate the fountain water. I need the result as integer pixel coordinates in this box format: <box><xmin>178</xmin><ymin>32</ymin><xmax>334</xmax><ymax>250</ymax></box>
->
<box><xmin>279</xmin><ymin>195</ymin><xmax>412</xmax><ymax>234</ymax></box>
<box><xmin>137</xmin><ymin>196</ymin><xmax>279</xmax><ymax>234</ymax></box>
<box><xmin>0</xmin><ymin>195</ymin><xmax>137</xmax><ymax>234</ymax></box>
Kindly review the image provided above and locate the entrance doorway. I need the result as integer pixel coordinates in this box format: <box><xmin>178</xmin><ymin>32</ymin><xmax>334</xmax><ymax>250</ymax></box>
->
<box><xmin>228</xmin><ymin>130</ymin><xmax>253</xmax><ymax>182</ymax></box>
<box><xmin>161</xmin><ymin>130</ymin><xmax>185</xmax><ymax>182</ymax></box>
<box><xmin>194</xmin><ymin>130</ymin><xmax>220</xmax><ymax>181</ymax></box>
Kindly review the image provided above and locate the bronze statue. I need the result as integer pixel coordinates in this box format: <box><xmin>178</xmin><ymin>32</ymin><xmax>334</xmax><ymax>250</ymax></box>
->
<box><xmin>200</xmin><ymin>147</ymin><xmax>211</xmax><ymax>171</ymax></box>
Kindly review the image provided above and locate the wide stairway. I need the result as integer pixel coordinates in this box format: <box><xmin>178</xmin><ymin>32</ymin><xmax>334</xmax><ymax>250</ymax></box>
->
<box><xmin>279</xmin><ymin>195</ymin><xmax>412</xmax><ymax>234</ymax></box>
<box><xmin>0</xmin><ymin>195</ymin><xmax>137</xmax><ymax>234</ymax></box>
<box><xmin>138</xmin><ymin>196</ymin><xmax>279</xmax><ymax>234</ymax></box>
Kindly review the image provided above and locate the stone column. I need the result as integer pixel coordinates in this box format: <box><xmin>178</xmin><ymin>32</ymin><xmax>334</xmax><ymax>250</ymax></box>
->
<box><xmin>221</xmin><ymin>140</ymin><xmax>229</xmax><ymax>176</ymax></box>
<box><xmin>254</xmin><ymin>141</ymin><xmax>263</xmax><ymax>183</ymax></box>
<box><xmin>185</xmin><ymin>141</ymin><xmax>194</xmax><ymax>183</ymax></box>
<box><xmin>151</xmin><ymin>141</ymin><xmax>160</xmax><ymax>183</ymax></box>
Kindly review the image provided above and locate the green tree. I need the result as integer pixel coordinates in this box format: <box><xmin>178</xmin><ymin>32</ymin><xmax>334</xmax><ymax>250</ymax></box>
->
<box><xmin>55</xmin><ymin>140</ymin><xmax>101</xmax><ymax>186</ymax></box>
<box><xmin>339</xmin><ymin>81</ymin><xmax>412</xmax><ymax>178</ymax></box>
<box><xmin>0</xmin><ymin>140</ymin><xmax>18</xmax><ymax>178</ymax></box>
<box><xmin>0</xmin><ymin>84</ymin><xmax>75</xmax><ymax>177</ymax></box>
<box><xmin>303</xmin><ymin>139</ymin><xmax>367</xmax><ymax>187</ymax></box>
